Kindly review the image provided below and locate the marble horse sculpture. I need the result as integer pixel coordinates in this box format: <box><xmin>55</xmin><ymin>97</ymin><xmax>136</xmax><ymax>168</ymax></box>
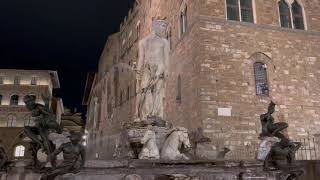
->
<box><xmin>138</xmin><ymin>128</ymin><xmax>160</xmax><ymax>160</ymax></box>
<box><xmin>161</xmin><ymin>127</ymin><xmax>191</xmax><ymax>160</ymax></box>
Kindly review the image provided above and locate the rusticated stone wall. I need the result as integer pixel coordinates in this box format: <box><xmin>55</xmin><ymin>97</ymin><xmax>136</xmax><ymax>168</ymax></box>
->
<box><xmin>86</xmin><ymin>0</ymin><xmax>320</xmax><ymax>160</ymax></box>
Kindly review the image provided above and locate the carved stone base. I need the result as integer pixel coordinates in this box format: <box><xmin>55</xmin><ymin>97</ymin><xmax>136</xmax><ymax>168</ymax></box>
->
<box><xmin>54</xmin><ymin>160</ymin><xmax>309</xmax><ymax>180</ymax></box>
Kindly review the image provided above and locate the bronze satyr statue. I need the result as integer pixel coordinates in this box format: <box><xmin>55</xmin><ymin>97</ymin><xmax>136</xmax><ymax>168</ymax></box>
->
<box><xmin>23</xmin><ymin>95</ymin><xmax>61</xmax><ymax>167</ymax></box>
<box><xmin>260</xmin><ymin>102</ymin><xmax>301</xmax><ymax>170</ymax></box>
<box><xmin>41</xmin><ymin>132</ymin><xmax>85</xmax><ymax>180</ymax></box>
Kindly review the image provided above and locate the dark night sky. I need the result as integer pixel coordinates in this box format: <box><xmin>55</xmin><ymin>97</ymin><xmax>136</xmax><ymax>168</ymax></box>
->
<box><xmin>0</xmin><ymin>0</ymin><xmax>135</xmax><ymax>112</ymax></box>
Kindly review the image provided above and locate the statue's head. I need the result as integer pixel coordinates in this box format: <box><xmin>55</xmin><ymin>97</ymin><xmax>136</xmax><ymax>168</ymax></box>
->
<box><xmin>69</xmin><ymin>132</ymin><xmax>82</xmax><ymax>144</ymax></box>
<box><xmin>268</xmin><ymin>101</ymin><xmax>276</xmax><ymax>114</ymax></box>
<box><xmin>152</xmin><ymin>16</ymin><xmax>168</xmax><ymax>38</ymax></box>
<box><xmin>23</xmin><ymin>95</ymin><xmax>36</xmax><ymax>109</ymax></box>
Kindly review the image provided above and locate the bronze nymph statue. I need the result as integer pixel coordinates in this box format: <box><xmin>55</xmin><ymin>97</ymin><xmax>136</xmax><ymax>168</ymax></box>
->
<box><xmin>23</xmin><ymin>95</ymin><xmax>62</xmax><ymax>167</ymax></box>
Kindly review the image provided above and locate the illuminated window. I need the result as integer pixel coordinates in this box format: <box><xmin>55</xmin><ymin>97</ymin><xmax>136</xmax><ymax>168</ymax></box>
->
<box><xmin>292</xmin><ymin>0</ymin><xmax>304</xmax><ymax>30</ymax></box>
<box><xmin>31</xmin><ymin>77</ymin><xmax>37</xmax><ymax>85</ymax></box>
<box><xmin>14</xmin><ymin>145</ymin><xmax>25</xmax><ymax>157</ymax></box>
<box><xmin>24</xmin><ymin>115</ymin><xmax>34</xmax><ymax>127</ymax></box>
<box><xmin>254</xmin><ymin>62</ymin><xmax>269</xmax><ymax>96</ymax></box>
<box><xmin>279</xmin><ymin>0</ymin><xmax>291</xmax><ymax>28</ymax></box>
<box><xmin>7</xmin><ymin>114</ymin><xmax>17</xmax><ymax>127</ymax></box>
<box><xmin>14</xmin><ymin>76</ymin><xmax>20</xmax><ymax>85</ymax></box>
<box><xmin>10</xmin><ymin>95</ymin><xmax>19</xmax><ymax>105</ymax></box>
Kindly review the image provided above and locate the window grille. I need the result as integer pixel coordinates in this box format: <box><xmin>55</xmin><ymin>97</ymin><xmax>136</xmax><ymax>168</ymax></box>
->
<box><xmin>240</xmin><ymin>0</ymin><xmax>253</xmax><ymax>22</ymax></box>
<box><xmin>227</xmin><ymin>0</ymin><xmax>239</xmax><ymax>21</ymax></box>
<box><xmin>254</xmin><ymin>62</ymin><xmax>269</xmax><ymax>96</ymax></box>
<box><xmin>292</xmin><ymin>0</ymin><xmax>304</xmax><ymax>30</ymax></box>
<box><xmin>279</xmin><ymin>0</ymin><xmax>291</xmax><ymax>28</ymax></box>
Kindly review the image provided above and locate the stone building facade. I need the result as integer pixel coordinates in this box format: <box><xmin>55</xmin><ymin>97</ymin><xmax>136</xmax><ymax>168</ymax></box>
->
<box><xmin>0</xmin><ymin>69</ymin><xmax>63</xmax><ymax>160</ymax></box>
<box><xmin>84</xmin><ymin>0</ymin><xmax>320</xmax><ymax>160</ymax></box>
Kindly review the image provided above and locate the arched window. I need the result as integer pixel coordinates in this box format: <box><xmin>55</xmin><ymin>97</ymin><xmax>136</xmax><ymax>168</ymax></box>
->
<box><xmin>279</xmin><ymin>0</ymin><xmax>291</xmax><ymax>28</ymax></box>
<box><xmin>24</xmin><ymin>115</ymin><xmax>34</xmax><ymax>127</ymax></box>
<box><xmin>7</xmin><ymin>114</ymin><xmax>17</xmax><ymax>127</ymax></box>
<box><xmin>292</xmin><ymin>0</ymin><xmax>304</xmax><ymax>30</ymax></box>
<box><xmin>240</xmin><ymin>0</ymin><xmax>253</xmax><ymax>22</ymax></box>
<box><xmin>227</xmin><ymin>0</ymin><xmax>240</xmax><ymax>21</ymax></box>
<box><xmin>10</xmin><ymin>95</ymin><xmax>19</xmax><ymax>105</ymax></box>
<box><xmin>180</xmin><ymin>6</ymin><xmax>188</xmax><ymax>36</ymax></box>
<box><xmin>14</xmin><ymin>145</ymin><xmax>25</xmax><ymax>157</ymax></box>
<box><xmin>0</xmin><ymin>95</ymin><xmax>2</xmax><ymax>105</ymax></box>
<box><xmin>254</xmin><ymin>62</ymin><xmax>269</xmax><ymax>96</ymax></box>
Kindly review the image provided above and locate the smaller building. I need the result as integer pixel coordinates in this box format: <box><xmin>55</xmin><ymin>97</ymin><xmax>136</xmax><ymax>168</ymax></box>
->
<box><xmin>0</xmin><ymin>69</ymin><xmax>62</xmax><ymax>160</ymax></box>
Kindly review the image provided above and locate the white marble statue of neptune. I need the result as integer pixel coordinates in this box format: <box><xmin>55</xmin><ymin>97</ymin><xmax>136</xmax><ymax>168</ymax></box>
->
<box><xmin>135</xmin><ymin>17</ymin><xmax>170</xmax><ymax>121</ymax></box>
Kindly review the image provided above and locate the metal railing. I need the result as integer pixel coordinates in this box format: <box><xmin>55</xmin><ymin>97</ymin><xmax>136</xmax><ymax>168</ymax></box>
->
<box><xmin>225</xmin><ymin>137</ymin><xmax>319</xmax><ymax>160</ymax></box>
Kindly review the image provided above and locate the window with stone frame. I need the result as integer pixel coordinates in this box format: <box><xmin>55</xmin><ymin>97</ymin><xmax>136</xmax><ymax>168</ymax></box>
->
<box><xmin>240</xmin><ymin>0</ymin><xmax>254</xmax><ymax>22</ymax></box>
<box><xmin>227</xmin><ymin>0</ymin><xmax>254</xmax><ymax>23</ymax></box>
<box><xmin>7</xmin><ymin>114</ymin><xmax>17</xmax><ymax>127</ymax></box>
<box><xmin>292</xmin><ymin>0</ymin><xmax>304</xmax><ymax>30</ymax></box>
<box><xmin>254</xmin><ymin>62</ymin><xmax>269</xmax><ymax>96</ymax></box>
<box><xmin>14</xmin><ymin>76</ymin><xmax>20</xmax><ymax>85</ymax></box>
<box><xmin>0</xmin><ymin>95</ymin><xmax>2</xmax><ymax>105</ymax></box>
<box><xmin>24</xmin><ymin>115</ymin><xmax>34</xmax><ymax>127</ymax></box>
<box><xmin>31</xmin><ymin>76</ymin><xmax>37</xmax><ymax>85</ymax></box>
<box><xmin>0</xmin><ymin>77</ymin><xmax>3</xmax><ymax>84</ymax></box>
<box><xmin>227</xmin><ymin>0</ymin><xmax>240</xmax><ymax>21</ymax></box>
<box><xmin>176</xmin><ymin>75</ymin><xmax>182</xmax><ymax>104</ymax></box>
<box><xmin>278</xmin><ymin>0</ymin><xmax>291</xmax><ymax>28</ymax></box>
<box><xmin>10</xmin><ymin>95</ymin><xmax>19</xmax><ymax>105</ymax></box>
<box><xmin>180</xmin><ymin>6</ymin><xmax>188</xmax><ymax>37</ymax></box>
